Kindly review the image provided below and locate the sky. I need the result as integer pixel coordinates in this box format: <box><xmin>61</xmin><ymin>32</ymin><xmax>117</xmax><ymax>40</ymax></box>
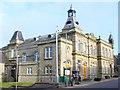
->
<box><xmin>0</xmin><ymin>1</ymin><xmax>118</xmax><ymax>55</ymax></box>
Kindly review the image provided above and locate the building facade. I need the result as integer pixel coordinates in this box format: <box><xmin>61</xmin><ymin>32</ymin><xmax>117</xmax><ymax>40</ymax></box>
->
<box><xmin>0</xmin><ymin>5</ymin><xmax>114</xmax><ymax>83</ymax></box>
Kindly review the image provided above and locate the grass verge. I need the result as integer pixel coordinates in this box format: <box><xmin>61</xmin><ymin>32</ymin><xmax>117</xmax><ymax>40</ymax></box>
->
<box><xmin>0</xmin><ymin>82</ymin><xmax>34</xmax><ymax>88</ymax></box>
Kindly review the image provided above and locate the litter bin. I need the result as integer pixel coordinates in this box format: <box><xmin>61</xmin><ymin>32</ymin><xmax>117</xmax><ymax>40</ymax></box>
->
<box><xmin>59</xmin><ymin>76</ymin><xmax>68</xmax><ymax>82</ymax></box>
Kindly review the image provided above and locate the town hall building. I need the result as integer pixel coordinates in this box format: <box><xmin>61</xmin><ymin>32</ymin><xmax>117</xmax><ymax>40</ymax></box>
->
<box><xmin>0</xmin><ymin>5</ymin><xmax>114</xmax><ymax>83</ymax></box>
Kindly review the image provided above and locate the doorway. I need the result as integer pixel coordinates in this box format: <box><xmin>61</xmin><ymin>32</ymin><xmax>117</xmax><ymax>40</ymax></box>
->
<box><xmin>84</xmin><ymin>65</ymin><xmax>87</xmax><ymax>79</ymax></box>
<box><xmin>110</xmin><ymin>64</ymin><xmax>112</xmax><ymax>77</ymax></box>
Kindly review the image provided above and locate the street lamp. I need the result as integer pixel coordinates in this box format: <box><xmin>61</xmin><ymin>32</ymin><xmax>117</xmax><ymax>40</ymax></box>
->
<box><xmin>55</xmin><ymin>26</ymin><xmax>59</xmax><ymax>83</ymax></box>
<box><xmin>15</xmin><ymin>46</ymin><xmax>19</xmax><ymax>89</ymax></box>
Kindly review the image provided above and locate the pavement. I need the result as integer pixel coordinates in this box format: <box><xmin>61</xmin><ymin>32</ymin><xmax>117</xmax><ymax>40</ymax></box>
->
<box><xmin>65</xmin><ymin>77</ymin><xmax>119</xmax><ymax>88</ymax></box>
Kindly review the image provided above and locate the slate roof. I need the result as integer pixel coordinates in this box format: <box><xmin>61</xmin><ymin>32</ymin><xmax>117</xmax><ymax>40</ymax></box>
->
<box><xmin>19</xmin><ymin>33</ymin><xmax>58</xmax><ymax>46</ymax></box>
<box><xmin>0</xmin><ymin>46</ymin><xmax>8</xmax><ymax>50</ymax></box>
<box><xmin>10</xmin><ymin>31</ymin><xmax>24</xmax><ymax>42</ymax></box>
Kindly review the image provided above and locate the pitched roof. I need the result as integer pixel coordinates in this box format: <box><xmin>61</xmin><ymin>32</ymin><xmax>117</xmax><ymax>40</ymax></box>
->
<box><xmin>10</xmin><ymin>31</ymin><xmax>24</xmax><ymax>42</ymax></box>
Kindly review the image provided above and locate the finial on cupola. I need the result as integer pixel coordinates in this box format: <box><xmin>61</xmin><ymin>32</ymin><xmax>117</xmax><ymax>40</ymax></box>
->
<box><xmin>70</xmin><ymin>4</ymin><xmax>72</xmax><ymax>9</ymax></box>
<box><xmin>108</xmin><ymin>32</ymin><xmax>114</xmax><ymax>44</ymax></box>
<box><xmin>108</xmin><ymin>32</ymin><xmax>114</xmax><ymax>49</ymax></box>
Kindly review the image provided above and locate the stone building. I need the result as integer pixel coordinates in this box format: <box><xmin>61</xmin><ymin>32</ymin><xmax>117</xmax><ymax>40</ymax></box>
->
<box><xmin>114</xmin><ymin>55</ymin><xmax>119</xmax><ymax>73</ymax></box>
<box><xmin>0</xmin><ymin>5</ymin><xmax>114</xmax><ymax>82</ymax></box>
<box><xmin>118</xmin><ymin>53</ymin><xmax>120</xmax><ymax>77</ymax></box>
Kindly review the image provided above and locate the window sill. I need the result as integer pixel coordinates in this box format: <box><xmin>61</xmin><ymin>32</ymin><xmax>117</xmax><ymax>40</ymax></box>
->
<box><xmin>44</xmin><ymin>74</ymin><xmax>53</xmax><ymax>76</ymax></box>
<box><xmin>44</xmin><ymin>58</ymin><xmax>52</xmax><ymax>60</ymax></box>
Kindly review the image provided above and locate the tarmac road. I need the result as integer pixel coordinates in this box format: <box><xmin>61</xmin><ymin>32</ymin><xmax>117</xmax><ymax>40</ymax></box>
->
<box><xmin>68</xmin><ymin>78</ymin><xmax>119</xmax><ymax>88</ymax></box>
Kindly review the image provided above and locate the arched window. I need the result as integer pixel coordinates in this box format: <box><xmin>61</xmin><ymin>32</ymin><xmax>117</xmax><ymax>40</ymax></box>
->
<box><xmin>102</xmin><ymin>47</ymin><xmax>104</xmax><ymax>56</ymax></box>
<box><xmin>106</xmin><ymin>48</ymin><xmax>108</xmax><ymax>57</ymax></box>
<box><xmin>103</xmin><ymin>61</ymin><xmax>106</xmax><ymax>73</ymax></box>
<box><xmin>94</xmin><ymin>47</ymin><xmax>96</xmax><ymax>56</ymax></box>
<box><xmin>90</xmin><ymin>45</ymin><xmax>93</xmax><ymax>55</ymax></box>
<box><xmin>83</xmin><ymin>43</ymin><xmax>86</xmax><ymax>53</ymax></box>
<box><xmin>92</xmin><ymin>62</ymin><xmax>95</xmax><ymax>75</ymax></box>
<box><xmin>81</xmin><ymin>43</ymin><xmax>84</xmax><ymax>53</ymax></box>
<box><xmin>67</xmin><ymin>46</ymin><xmax>70</xmax><ymax>53</ymax></box>
<box><xmin>85</xmin><ymin>44</ymin><xmax>88</xmax><ymax>54</ymax></box>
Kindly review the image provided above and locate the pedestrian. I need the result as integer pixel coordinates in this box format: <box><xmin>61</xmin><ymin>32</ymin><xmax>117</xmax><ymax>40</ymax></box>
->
<box><xmin>70</xmin><ymin>75</ymin><xmax>74</xmax><ymax>86</ymax></box>
<box><xmin>78</xmin><ymin>75</ymin><xmax>81</xmax><ymax>84</ymax></box>
<box><xmin>65</xmin><ymin>76</ymin><xmax>69</xmax><ymax>87</ymax></box>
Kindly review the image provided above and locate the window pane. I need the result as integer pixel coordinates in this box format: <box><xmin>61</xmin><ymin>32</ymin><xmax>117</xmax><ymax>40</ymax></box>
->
<box><xmin>45</xmin><ymin>67</ymin><xmax>48</xmax><ymax>74</ymax></box>
<box><xmin>45</xmin><ymin>48</ymin><xmax>49</xmax><ymax>58</ymax></box>
<box><xmin>11</xmin><ymin>49</ymin><xmax>14</xmax><ymax>58</ymax></box>
<box><xmin>35</xmin><ymin>52</ymin><xmax>38</xmax><ymax>61</ymax></box>
<box><xmin>49</xmin><ymin>47</ymin><xmax>52</xmax><ymax>58</ymax></box>
<box><xmin>50</xmin><ymin>66</ymin><xmax>52</xmax><ymax>74</ymax></box>
<box><xmin>78</xmin><ymin>43</ymin><xmax>80</xmax><ymax>52</ymax></box>
<box><xmin>23</xmin><ymin>53</ymin><xmax>26</xmax><ymax>62</ymax></box>
<box><xmin>27</xmin><ymin>67</ymin><xmax>32</xmax><ymax>74</ymax></box>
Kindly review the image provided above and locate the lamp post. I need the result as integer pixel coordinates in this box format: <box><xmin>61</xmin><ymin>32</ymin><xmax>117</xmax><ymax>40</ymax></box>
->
<box><xmin>65</xmin><ymin>31</ymin><xmax>68</xmax><ymax>76</ymax></box>
<box><xmin>55</xmin><ymin>27</ymin><xmax>59</xmax><ymax>83</ymax></box>
<box><xmin>15</xmin><ymin>46</ymin><xmax>19</xmax><ymax>89</ymax></box>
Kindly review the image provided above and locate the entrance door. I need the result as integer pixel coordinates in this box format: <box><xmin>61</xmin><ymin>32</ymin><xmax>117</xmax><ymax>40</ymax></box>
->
<box><xmin>110</xmin><ymin>64</ymin><xmax>112</xmax><ymax>77</ymax></box>
<box><xmin>11</xmin><ymin>66</ymin><xmax>16</xmax><ymax>82</ymax></box>
<box><xmin>84</xmin><ymin>65</ymin><xmax>87</xmax><ymax>79</ymax></box>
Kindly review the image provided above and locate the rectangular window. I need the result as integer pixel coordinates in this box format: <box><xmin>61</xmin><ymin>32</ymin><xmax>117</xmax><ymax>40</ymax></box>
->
<box><xmin>27</xmin><ymin>67</ymin><xmax>32</xmax><ymax>74</ymax></box>
<box><xmin>49</xmin><ymin>66</ymin><xmax>52</xmax><ymax>74</ymax></box>
<box><xmin>23</xmin><ymin>53</ymin><xmax>27</xmax><ymax>62</ymax></box>
<box><xmin>49</xmin><ymin>47</ymin><xmax>52</xmax><ymax>58</ymax></box>
<box><xmin>45</xmin><ymin>47</ymin><xmax>53</xmax><ymax>59</ymax></box>
<box><xmin>78</xmin><ymin>43</ymin><xmax>80</xmax><ymax>52</ymax></box>
<box><xmin>35</xmin><ymin>52</ymin><xmax>38</xmax><ymax>61</ymax></box>
<box><xmin>45</xmin><ymin>67</ymin><xmax>48</xmax><ymax>74</ymax></box>
<box><xmin>11</xmin><ymin>49</ymin><xmax>14</xmax><ymax>58</ymax></box>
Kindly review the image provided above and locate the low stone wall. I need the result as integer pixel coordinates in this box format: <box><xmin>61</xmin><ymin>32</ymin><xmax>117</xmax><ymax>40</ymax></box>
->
<box><xmin>30</xmin><ymin>83</ymin><xmax>60</xmax><ymax>88</ymax></box>
<box><xmin>11</xmin><ymin>83</ymin><xmax>63</xmax><ymax>88</ymax></box>
<box><xmin>18</xmin><ymin>75</ymin><xmax>38</xmax><ymax>83</ymax></box>
<box><xmin>18</xmin><ymin>75</ymin><xmax>56</xmax><ymax>83</ymax></box>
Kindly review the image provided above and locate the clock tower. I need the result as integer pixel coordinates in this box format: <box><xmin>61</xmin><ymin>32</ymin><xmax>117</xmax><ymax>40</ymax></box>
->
<box><xmin>62</xmin><ymin>5</ymin><xmax>82</xmax><ymax>32</ymax></box>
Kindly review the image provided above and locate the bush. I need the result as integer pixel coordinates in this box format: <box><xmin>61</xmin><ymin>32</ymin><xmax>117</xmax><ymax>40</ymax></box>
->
<box><xmin>113</xmin><ymin>75</ymin><xmax>118</xmax><ymax>78</ymax></box>
<box><xmin>94</xmin><ymin>77</ymin><xmax>101</xmax><ymax>81</ymax></box>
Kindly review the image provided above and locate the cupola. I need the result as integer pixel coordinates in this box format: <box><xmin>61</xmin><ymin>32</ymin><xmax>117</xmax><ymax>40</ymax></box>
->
<box><xmin>62</xmin><ymin>5</ymin><xmax>82</xmax><ymax>32</ymax></box>
<box><xmin>10</xmin><ymin>31</ymin><xmax>24</xmax><ymax>44</ymax></box>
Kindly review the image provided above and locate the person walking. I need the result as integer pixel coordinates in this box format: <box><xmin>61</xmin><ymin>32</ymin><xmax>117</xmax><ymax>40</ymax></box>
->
<box><xmin>70</xmin><ymin>75</ymin><xmax>74</xmax><ymax>86</ymax></box>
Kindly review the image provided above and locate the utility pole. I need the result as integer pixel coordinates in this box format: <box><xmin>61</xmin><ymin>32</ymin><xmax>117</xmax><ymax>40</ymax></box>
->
<box><xmin>16</xmin><ymin>46</ymin><xmax>18</xmax><ymax>90</ymax></box>
<box><xmin>66</xmin><ymin>31</ymin><xmax>68</xmax><ymax>76</ymax></box>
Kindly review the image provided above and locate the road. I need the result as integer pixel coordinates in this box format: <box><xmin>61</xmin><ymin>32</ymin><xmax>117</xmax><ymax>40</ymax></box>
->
<box><xmin>68</xmin><ymin>78</ymin><xmax>119</xmax><ymax>88</ymax></box>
